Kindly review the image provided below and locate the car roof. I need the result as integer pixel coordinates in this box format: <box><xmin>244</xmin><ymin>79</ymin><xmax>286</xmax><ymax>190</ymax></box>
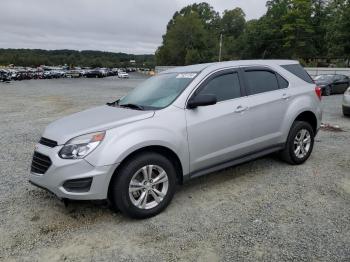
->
<box><xmin>316</xmin><ymin>74</ymin><xmax>345</xmax><ymax>76</ymax></box>
<box><xmin>160</xmin><ymin>60</ymin><xmax>299</xmax><ymax>74</ymax></box>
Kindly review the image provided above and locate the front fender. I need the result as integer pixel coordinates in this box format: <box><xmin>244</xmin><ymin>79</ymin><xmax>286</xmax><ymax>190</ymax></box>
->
<box><xmin>85</xmin><ymin>113</ymin><xmax>190</xmax><ymax>176</ymax></box>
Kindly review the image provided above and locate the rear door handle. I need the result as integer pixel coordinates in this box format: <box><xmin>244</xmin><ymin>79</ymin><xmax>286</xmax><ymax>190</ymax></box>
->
<box><xmin>234</xmin><ymin>105</ymin><xmax>248</xmax><ymax>113</ymax></box>
<box><xmin>282</xmin><ymin>93</ymin><xmax>291</xmax><ymax>100</ymax></box>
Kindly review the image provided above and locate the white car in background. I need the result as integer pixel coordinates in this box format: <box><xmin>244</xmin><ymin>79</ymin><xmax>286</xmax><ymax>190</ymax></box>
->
<box><xmin>118</xmin><ymin>71</ymin><xmax>129</xmax><ymax>79</ymax></box>
<box><xmin>343</xmin><ymin>87</ymin><xmax>350</xmax><ymax>116</ymax></box>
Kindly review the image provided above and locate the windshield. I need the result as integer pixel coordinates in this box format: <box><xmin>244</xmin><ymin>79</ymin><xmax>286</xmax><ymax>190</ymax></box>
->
<box><xmin>314</xmin><ymin>75</ymin><xmax>334</xmax><ymax>81</ymax></box>
<box><xmin>118</xmin><ymin>73</ymin><xmax>196</xmax><ymax>109</ymax></box>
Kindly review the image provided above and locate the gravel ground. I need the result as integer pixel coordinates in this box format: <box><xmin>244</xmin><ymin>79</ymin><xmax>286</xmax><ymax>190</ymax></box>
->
<box><xmin>0</xmin><ymin>75</ymin><xmax>349</xmax><ymax>261</ymax></box>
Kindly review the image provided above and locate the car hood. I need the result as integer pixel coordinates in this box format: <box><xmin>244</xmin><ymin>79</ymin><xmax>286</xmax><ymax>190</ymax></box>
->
<box><xmin>42</xmin><ymin>105</ymin><xmax>154</xmax><ymax>145</ymax></box>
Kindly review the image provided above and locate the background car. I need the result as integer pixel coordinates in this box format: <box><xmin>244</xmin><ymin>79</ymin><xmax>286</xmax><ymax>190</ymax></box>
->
<box><xmin>343</xmin><ymin>87</ymin><xmax>350</xmax><ymax>116</ymax></box>
<box><xmin>65</xmin><ymin>70</ymin><xmax>82</xmax><ymax>78</ymax></box>
<box><xmin>314</xmin><ymin>74</ymin><xmax>350</xmax><ymax>96</ymax></box>
<box><xmin>0</xmin><ymin>70</ymin><xmax>11</xmax><ymax>82</ymax></box>
<box><xmin>118</xmin><ymin>71</ymin><xmax>129</xmax><ymax>78</ymax></box>
<box><xmin>85</xmin><ymin>69</ymin><xmax>104</xmax><ymax>78</ymax></box>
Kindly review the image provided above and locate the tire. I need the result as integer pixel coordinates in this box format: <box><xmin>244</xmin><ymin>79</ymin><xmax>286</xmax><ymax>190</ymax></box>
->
<box><xmin>110</xmin><ymin>152</ymin><xmax>177</xmax><ymax>219</ymax></box>
<box><xmin>324</xmin><ymin>86</ymin><xmax>331</xmax><ymax>96</ymax></box>
<box><xmin>280</xmin><ymin>121</ymin><xmax>315</xmax><ymax>165</ymax></box>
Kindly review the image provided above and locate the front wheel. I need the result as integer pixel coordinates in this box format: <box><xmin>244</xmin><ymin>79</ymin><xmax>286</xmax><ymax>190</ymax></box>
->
<box><xmin>280</xmin><ymin>121</ymin><xmax>315</xmax><ymax>165</ymax></box>
<box><xmin>110</xmin><ymin>152</ymin><xmax>176</xmax><ymax>219</ymax></box>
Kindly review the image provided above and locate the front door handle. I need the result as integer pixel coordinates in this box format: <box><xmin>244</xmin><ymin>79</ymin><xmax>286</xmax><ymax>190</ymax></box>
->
<box><xmin>234</xmin><ymin>105</ymin><xmax>248</xmax><ymax>113</ymax></box>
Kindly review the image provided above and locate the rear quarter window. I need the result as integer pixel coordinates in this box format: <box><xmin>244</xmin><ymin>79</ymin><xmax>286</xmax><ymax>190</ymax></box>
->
<box><xmin>277</xmin><ymin>74</ymin><xmax>289</xmax><ymax>89</ymax></box>
<box><xmin>281</xmin><ymin>64</ymin><xmax>314</xmax><ymax>84</ymax></box>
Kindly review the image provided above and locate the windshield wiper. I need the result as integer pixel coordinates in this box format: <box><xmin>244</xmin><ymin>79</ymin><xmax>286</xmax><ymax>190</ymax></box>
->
<box><xmin>119</xmin><ymin>103</ymin><xmax>144</xmax><ymax>110</ymax></box>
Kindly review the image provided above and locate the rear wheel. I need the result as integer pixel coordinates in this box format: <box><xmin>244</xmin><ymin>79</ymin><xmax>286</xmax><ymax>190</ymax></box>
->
<box><xmin>110</xmin><ymin>152</ymin><xmax>176</xmax><ymax>219</ymax></box>
<box><xmin>280</xmin><ymin>121</ymin><xmax>315</xmax><ymax>165</ymax></box>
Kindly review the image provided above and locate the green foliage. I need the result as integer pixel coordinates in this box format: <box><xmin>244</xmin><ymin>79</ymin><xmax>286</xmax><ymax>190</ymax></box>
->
<box><xmin>325</xmin><ymin>0</ymin><xmax>350</xmax><ymax>60</ymax></box>
<box><xmin>157</xmin><ymin>0</ymin><xmax>350</xmax><ymax>66</ymax></box>
<box><xmin>0</xmin><ymin>49</ymin><xmax>155</xmax><ymax>68</ymax></box>
<box><xmin>156</xmin><ymin>3</ymin><xmax>219</xmax><ymax>65</ymax></box>
<box><xmin>221</xmin><ymin>8</ymin><xmax>245</xmax><ymax>38</ymax></box>
<box><xmin>281</xmin><ymin>0</ymin><xmax>315</xmax><ymax>58</ymax></box>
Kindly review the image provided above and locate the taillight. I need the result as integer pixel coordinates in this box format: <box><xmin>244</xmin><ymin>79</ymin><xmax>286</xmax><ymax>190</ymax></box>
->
<box><xmin>315</xmin><ymin>86</ymin><xmax>322</xmax><ymax>100</ymax></box>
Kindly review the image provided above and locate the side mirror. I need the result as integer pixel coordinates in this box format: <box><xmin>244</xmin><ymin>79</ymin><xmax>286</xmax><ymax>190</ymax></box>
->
<box><xmin>187</xmin><ymin>94</ymin><xmax>217</xmax><ymax>109</ymax></box>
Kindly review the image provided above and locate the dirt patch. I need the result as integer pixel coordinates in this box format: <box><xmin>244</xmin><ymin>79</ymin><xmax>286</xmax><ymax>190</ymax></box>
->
<box><xmin>320</xmin><ymin>123</ymin><xmax>344</xmax><ymax>132</ymax></box>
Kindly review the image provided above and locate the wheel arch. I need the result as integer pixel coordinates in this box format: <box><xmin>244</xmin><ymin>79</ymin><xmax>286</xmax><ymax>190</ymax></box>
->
<box><xmin>281</xmin><ymin>92</ymin><xmax>321</xmax><ymax>144</ymax></box>
<box><xmin>293</xmin><ymin>111</ymin><xmax>318</xmax><ymax>134</ymax></box>
<box><xmin>107</xmin><ymin>145</ymin><xmax>184</xmax><ymax>201</ymax></box>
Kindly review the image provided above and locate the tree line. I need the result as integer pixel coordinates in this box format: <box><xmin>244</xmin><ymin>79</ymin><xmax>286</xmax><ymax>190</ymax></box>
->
<box><xmin>0</xmin><ymin>49</ymin><xmax>155</xmax><ymax>68</ymax></box>
<box><xmin>156</xmin><ymin>0</ymin><xmax>350</xmax><ymax>66</ymax></box>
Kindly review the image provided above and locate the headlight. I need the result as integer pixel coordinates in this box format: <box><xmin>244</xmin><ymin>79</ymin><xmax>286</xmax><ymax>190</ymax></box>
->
<box><xmin>59</xmin><ymin>131</ymin><xmax>105</xmax><ymax>159</ymax></box>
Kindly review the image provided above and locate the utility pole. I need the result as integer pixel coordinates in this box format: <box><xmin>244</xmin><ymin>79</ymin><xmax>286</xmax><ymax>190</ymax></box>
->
<box><xmin>219</xmin><ymin>33</ymin><xmax>223</xmax><ymax>62</ymax></box>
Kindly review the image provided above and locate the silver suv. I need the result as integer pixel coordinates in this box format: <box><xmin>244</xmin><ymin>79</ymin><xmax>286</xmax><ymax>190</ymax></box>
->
<box><xmin>30</xmin><ymin>60</ymin><xmax>322</xmax><ymax>218</ymax></box>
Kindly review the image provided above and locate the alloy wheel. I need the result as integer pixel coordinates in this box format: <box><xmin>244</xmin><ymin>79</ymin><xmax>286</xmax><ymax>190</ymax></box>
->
<box><xmin>128</xmin><ymin>165</ymin><xmax>169</xmax><ymax>210</ymax></box>
<box><xmin>293</xmin><ymin>129</ymin><xmax>311</xmax><ymax>159</ymax></box>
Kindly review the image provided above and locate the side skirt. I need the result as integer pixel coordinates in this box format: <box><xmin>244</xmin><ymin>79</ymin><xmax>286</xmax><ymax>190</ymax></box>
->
<box><xmin>183</xmin><ymin>144</ymin><xmax>284</xmax><ymax>182</ymax></box>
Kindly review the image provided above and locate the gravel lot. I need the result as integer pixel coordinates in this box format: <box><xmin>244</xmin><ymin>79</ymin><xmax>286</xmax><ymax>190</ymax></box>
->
<box><xmin>0</xmin><ymin>75</ymin><xmax>349</xmax><ymax>261</ymax></box>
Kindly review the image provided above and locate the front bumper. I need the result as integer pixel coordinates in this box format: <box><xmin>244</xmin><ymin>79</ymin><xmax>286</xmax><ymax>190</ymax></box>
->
<box><xmin>343</xmin><ymin>105</ymin><xmax>350</xmax><ymax>115</ymax></box>
<box><xmin>343</xmin><ymin>95</ymin><xmax>350</xmax><ymax>115</ymax></box>
<box><xmin>29</xmin><ymin>143</ymin><xmax>119</xmax><ymax>200</ymax></box>
<box><xmin>343</xmin><ymin>94</ymin><xmax>350</xmax><ymax>106</ymax></box>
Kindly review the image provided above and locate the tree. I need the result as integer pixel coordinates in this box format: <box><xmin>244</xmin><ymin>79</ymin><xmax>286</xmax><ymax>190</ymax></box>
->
<box><xmin>157</xmin><ymin>0</ymin><xmax>350</xmax><ymax>65</ymax></box>
<box><xmin>281</xmin><ymin>0</ymin><xmax>316</xmax><ymax>59</ymax></box>
<box><xmin>311</xmin><ymin>0</ymin><xmax>328</xmax><ymax>58</ymax></box>
<box><xmin>263</xmin><ymin>0</ymin><xmax>290</xmax><ymax>58</ymax></box>
<box><xmin>221</xmin><ymin>8</ymin><xmax>246</xmax><ymax>38</ymax></box>
<box><xmin>240</xmin><ymin>18</ymin><xmax>277</xmax><ymax>59</ymax></box>
<box><xmin>156</xmin><ymin>3</ymin><xmax>219</xmax><ymax>65</ymax></box>
<box><xmin>0</xmin><ymin>49</ymin><xmax>155</xmax><ymax>68</ymax></box>
<box><xmin>325</xmin><ymin>0</ymin><xmax>350</xmax><ymax>63</ymax></box>
<box><xmin>219</xmin><ymin>8</ymin><xmax>246</xmax><ymax>60</ymax></box>
<box><xmin>185</xmin><ymin>49</ymin><xmax>202</xmax><ymax>65</ymax></box>
<box><xmin>166</xmin><ymin>2</ymin><xmax>220</xmax><ymax>31</ymax></box>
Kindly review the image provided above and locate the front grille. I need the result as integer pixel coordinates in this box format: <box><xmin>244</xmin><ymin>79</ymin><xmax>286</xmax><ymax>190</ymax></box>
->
<box><xmin>31</xmin><ymin>152</ymin><xmax>52</xmax><ymax>174</ymax></box>
<box><xmin>39</xmin><ymin>137</ymin><xmax>58</xmax><ymax>148</ymax></box>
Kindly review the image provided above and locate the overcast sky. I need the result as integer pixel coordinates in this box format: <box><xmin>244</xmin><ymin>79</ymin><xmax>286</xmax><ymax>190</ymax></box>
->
<box><xmin>0</xmin><ymin>0</ymin><xmax>267</xmax><ymax>54</ymax></box>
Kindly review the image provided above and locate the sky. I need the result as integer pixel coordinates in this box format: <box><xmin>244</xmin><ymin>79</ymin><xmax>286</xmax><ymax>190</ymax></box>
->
<box><xmin>0</xmin><ymin>0</ymin><xmax>267</xmax><ymax>54</ymax></box>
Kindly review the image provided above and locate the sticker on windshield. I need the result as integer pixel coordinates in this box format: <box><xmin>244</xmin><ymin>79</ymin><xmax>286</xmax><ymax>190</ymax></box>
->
<box><xmin>176</xmin><ymin>73</ymin><xmax>197</xmax><ymax>79</ymax></box>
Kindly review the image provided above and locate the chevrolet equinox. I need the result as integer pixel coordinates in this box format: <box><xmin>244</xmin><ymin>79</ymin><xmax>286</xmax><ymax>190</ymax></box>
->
<box><xmin>30</xmin><ymin>60</ymin><xmax>322</xmax><ymax>218</ymax></box>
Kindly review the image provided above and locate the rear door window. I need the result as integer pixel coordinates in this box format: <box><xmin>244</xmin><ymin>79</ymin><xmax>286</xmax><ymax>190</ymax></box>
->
<box><xmin>244</xmin><ymin>70</ymin><xmax>279</xmax><ymax>95</ymax></box>
<box><xmin>281</xmin><ymin>64</ymin><xmax>314</xmax><ymax>83</ymax></box>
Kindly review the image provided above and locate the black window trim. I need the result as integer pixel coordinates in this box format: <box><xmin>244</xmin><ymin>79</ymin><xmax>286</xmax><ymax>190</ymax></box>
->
<box><xmin>186</xmin><ymin>68</ymin><xmax>245</xmax><ymax>107</ymax></box>
<box><xmin>241</xmin><ymin>66</ymin><xmax>289</xmax><ymax>96</ymax></box>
